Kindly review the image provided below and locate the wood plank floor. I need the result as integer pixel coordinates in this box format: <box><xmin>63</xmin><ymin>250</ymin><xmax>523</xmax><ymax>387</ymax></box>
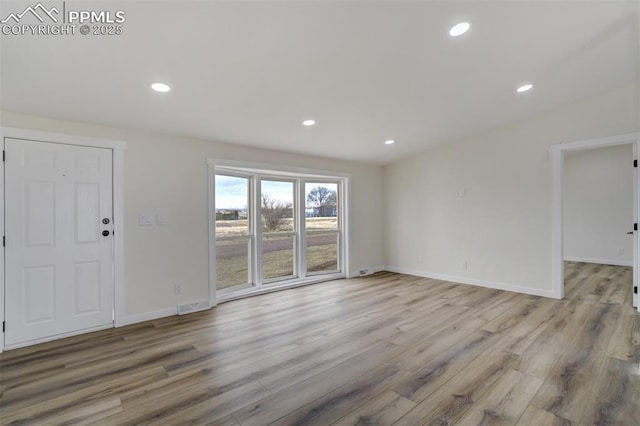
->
<box><xmin>1</xmin><ymin>262</ymin><xmax>638</xmax><ymax>425</ymax></box>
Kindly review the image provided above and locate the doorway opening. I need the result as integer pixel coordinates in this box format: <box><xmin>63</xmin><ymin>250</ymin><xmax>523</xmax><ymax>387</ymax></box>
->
<box><xmin>551</xmin><ymin>133</ymin><xmax>639</xmax><ymax>307</ymax></box>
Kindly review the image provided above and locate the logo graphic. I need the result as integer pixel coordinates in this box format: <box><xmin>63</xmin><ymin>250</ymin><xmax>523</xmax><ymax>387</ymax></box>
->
<box><xmin>1</xmin><ymin>2</ymin><xmax>59</xmax><ymax>24</ymax></box>
<box><xmin>1</xmin><ymin>2</ymin><xmax>126</xmax><ymax>36</ymax></box>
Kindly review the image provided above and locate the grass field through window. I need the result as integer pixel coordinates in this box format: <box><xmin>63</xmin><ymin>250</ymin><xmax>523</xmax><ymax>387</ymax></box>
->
<box><xmin>216</xmin><ymin>218</ymin><xmax>339</xmax><ymax>289</ymax></box>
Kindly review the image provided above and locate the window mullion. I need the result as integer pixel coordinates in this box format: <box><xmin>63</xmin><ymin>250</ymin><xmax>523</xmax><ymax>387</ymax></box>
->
<box><xmin>299</xmin><ymin>178</ymin><xmax>307</xmax><ymax>278</ymax></box>
<box><xmin>254</xmin><ymin>175</ymin><xmax>263</xmax><ymax>287</ymax></box>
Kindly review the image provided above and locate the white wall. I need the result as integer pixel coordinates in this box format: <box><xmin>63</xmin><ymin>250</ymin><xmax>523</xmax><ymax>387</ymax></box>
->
<box><xmin>563</xmin><ymin>144</ymin><xmax>633</xmax><ymax>266</ymax></box>
<box><xmin>383</xmin><ymin>82</ymin><xmax>639</xmax><ymax>296</ymax></box>
<box><xmin>2</xmin><ymin>82</ymin><xmax>637</xmax><ymax>322</ymax></box>
<box><xmin>0</xmin><ymin>111</ymin><xmax>384</xmax><ymax>319</ymax></box>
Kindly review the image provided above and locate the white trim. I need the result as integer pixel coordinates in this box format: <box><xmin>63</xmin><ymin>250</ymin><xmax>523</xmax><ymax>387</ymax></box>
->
<box><xmin>112</xmin><ymin>147</ymin><xmax>126</xmax><ymax>326</ymax></box>
<box><xmin>207</xmin><ymin>163</ymin><xmax>218</xmax><ymax>308</ymax></box>
<box><xmin>254</xmin><ymin>176</ymin><xmax>264</xmax><ymax>285</ymax></box>
<box><xmin>563</xmin><ymin>257</ymin><xmax>633</xmax><ymax>267</ymax></box>
<box><xmin>343</xmin><ymin>178</ymin><xmax>351</xmax><ymax>279</ymax></box>
<box><xmin>118</xmin><ymin>307</ymin><xmax>178</xmax><ymax>327</ymax></box>
<box><xmin>347</xmin><ymin>265</ymin><xmax>385</xmax><ymax>278</ymax></box>
<box><xmin>0</xmin><ymin>134</ymin><xmax>4</xmax><ymax>352</ymax></box>
<box><xmin>208</xmin><ymin>158</ymin><xmax>351</xmax><ymax>180</ymax></box>
<box><xmin>3</xmin><ymin>323</ymin><xmax>113</xmax><ymax>351</ymax></box>
<box><xmin>0</xmin><ymin>127</ymin><xmax>126</xmax><ymax>351</ymax></box>
<box><xmin>551</xmin><ymin>132</ymin><xmax>640</xmax><ymax>304</ymax></box>
<box><xmin>0</xmin><ymin>127</ymin><xmax>126</xmax><ymax>150</ymax></box>
<box><xmin>631</xmin><ymin>143</ymin><xmax>640</xmax><ymax>311</ymax></box>
<box><xmin>551</xmin><ymin>148</ymin><xmax>564</xmax><ymax>299</ymax></box>
<box><xmin>550</xmin><ymin>132</ymin><xmax>639</xmax><ymax>152</ymax></box>
<box><xmin>208</xmin><ymin>158</ymin><xmax>351</xmax><ymax>304</ymax></box>
<box><xmin>177</xmin><ymin>300</ymin><xmax>211</xmax><ymax>315</ymax></box>
<box><xmin>383</xmin><ymin>267</ymin><xmax>556</xmax><ymax>299</ymax></box>
<box><xmin>217</xmin><ymin>273</ymin><xmax>345</xmax><ymax>303</ymax></box>
<box><xmin>298</xmin><ymin>179</ymin><xmax>307</xmax><ymax>278</ymax></box>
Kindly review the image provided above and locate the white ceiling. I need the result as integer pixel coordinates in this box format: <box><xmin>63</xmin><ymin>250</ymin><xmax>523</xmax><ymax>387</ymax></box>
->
<box><xmin>1</xmin><ymin>1</ymin><xmax>638</xmax><ymax>165</ymax></box>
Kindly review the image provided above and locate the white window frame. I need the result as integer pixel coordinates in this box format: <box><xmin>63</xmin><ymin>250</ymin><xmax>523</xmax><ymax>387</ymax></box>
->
<box><xmin>259</xmin><ymin>176</ymin><xmax>299</xmax><ymax>284</ymax></box>
<box><xmin>208</xmin><ymin>159</ymin><xmax>350</xmax><ymax>304</ymax></box>
<box><xmin>303</xmin><ymin>180</ymin><xmax>343</xmax><ymax>277</ymax></box>
<box><xmin>214</xmin><ymin>171</ymin><xmax>254</xmax><ymax>295</ymax></box>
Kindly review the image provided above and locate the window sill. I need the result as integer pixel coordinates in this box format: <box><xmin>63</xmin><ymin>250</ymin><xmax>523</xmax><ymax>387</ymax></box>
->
<box><xmin>216</xmin><ymin>273</ymin><xmax>346</xmax><ymax>304</ymax></box>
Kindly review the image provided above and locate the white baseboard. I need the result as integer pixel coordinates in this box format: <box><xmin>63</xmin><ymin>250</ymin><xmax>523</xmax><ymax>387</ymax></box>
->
<box><xmin>382</xmin><ymin>266</ymin><xmax>557</xmax><ymax>299</ymax></box>
<box><xmin>348</xmin><ymin>266</ymin><xmax>385</xmax><ymax>278</ymax></box>
<box><xmin>178</xmin><ymin>300</ymin><xmax>211</xmax><ymax>315</ymax></box>
<box><xmin>3</xmin><ymin>323</ymin><xmax>114</xmax><ymax>351</ymax></box>
<box><xmin>563</xmin><ymin>256</ymin><xmax>632</xmax><ymax>267</ymax></box>
<box><xmin>117</xmin><ymin>306</ymin><xmax>178</xmax><ymax>327</ymax></box>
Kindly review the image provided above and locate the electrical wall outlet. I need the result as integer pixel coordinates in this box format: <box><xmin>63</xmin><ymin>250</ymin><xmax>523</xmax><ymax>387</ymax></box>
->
<box><xmin>461</xmin><ymin>260</ymin><xmax>468</xmax><ymax>271</ymax></box>
<box><xmin>174</xmin><ymin>283</ymin><xmax>183</xmax><ymax>295</ymax></box>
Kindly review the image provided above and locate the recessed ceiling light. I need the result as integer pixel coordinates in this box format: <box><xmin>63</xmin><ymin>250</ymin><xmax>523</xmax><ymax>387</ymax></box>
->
<box><xmin>517</xmin><ymin>83</ymin><xmax>533</xmax><ymax>93</ymax></box>
<box><xmin>385</xmin><ymin>140</ymin><xmax>395</xmax><ymax>145</ymax></box>
<box><xmin>449</xmin><ymin>22</ymin><xmax>470</xmax><ymax>37</ymax></box>
<box><xmin>302</xmin><ymin>119</ymin><xmax>316</xmax><ymax>126</ymax></box>
<box><xmin>151</xmin><ymin>82</ymin><xmax>171</xmax><ymax>93</ymax></box>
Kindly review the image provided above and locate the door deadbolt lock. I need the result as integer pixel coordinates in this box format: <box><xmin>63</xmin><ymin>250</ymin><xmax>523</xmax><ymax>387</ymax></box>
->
<box><xmin>102</xmin><ymin>218</ymin><xmax>110</xmax><ymax>225</ymax></box>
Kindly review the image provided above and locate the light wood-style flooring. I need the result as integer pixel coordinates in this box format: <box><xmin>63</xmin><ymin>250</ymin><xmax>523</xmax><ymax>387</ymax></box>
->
<box><xmin>1</xmin><ymin>262</ymin><xmax>638</xmax><ymax>425</ymax></box>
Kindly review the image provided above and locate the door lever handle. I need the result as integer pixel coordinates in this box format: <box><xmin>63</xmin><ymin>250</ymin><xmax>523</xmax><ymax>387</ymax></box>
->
<box><xmin>627</xmin><ymin>231</ymin><xmax>634</xmax><ymax>235</ymax></box>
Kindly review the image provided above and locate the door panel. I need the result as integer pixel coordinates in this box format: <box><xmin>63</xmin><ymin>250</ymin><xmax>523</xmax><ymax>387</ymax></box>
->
<box><xmin>24</xmin><ymin>265</ymin><xmax>56</xmax><ymax>323</ymax></box>
<box><xmin>26</xmin><ymin>180</ymin><xmax>56</xmax><ymax>246</ymax></box>
<box><xmin>75</xmin><ymin>183</ymin><xmax>101</xmax><ymax>243</ymax></box>
<box><xmin>73</xmin><ymin>261</ymin><xmax>101</xmax><ymax>315</ymax></box>
<box><xmin>5</xmin><ymin>139</ymin><xmax>114</xmax><ymax>346</ymax></box>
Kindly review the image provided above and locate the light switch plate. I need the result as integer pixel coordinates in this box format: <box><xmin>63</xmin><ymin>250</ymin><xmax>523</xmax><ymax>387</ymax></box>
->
<box><xmin>138</xmin><ymin>213</ymin><xmax>155</xmax><ymax>226</ymax></box>
<box><xmin>156</xmin><ymin>213</ymin><xmax>166</xmax><ymax>226</ymax></box>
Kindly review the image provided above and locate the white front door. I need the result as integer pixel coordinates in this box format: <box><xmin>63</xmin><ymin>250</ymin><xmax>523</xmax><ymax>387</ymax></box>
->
<box><xmin>4</xmin><ymin>138</ymin><xmax>114</xmax><ymax>347</ymax></box>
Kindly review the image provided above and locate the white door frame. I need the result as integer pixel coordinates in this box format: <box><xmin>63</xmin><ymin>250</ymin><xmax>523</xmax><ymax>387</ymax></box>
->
<box><xmin>551</xmin><ymin>132</ymin><xmax>640</xmax><ymax>306</ymax></box>
<box><xmin>0</xmin><ymin>127</ymin><xmax>126</xmax><ymax>352</ymax></box>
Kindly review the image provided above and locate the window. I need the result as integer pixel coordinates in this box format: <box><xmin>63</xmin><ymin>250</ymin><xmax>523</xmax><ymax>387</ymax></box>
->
<box><xmin>261</xmin><ymin>179</ymin><xmax>296</xmax><ymax>282</ymax></box>
<box><xmin>305</xmin><ymin>182</ymin><xmax>340</xmax><ymax>274</ymax></box>
<box><xmin>215</xmin><ymin>174</ymin><xmax>252</xmax><ymax>291</ymax></box>
<box><xmin>210</xmin><ymin>162</ymin><xmax>348</xmax><ymax>299</ymax></box>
